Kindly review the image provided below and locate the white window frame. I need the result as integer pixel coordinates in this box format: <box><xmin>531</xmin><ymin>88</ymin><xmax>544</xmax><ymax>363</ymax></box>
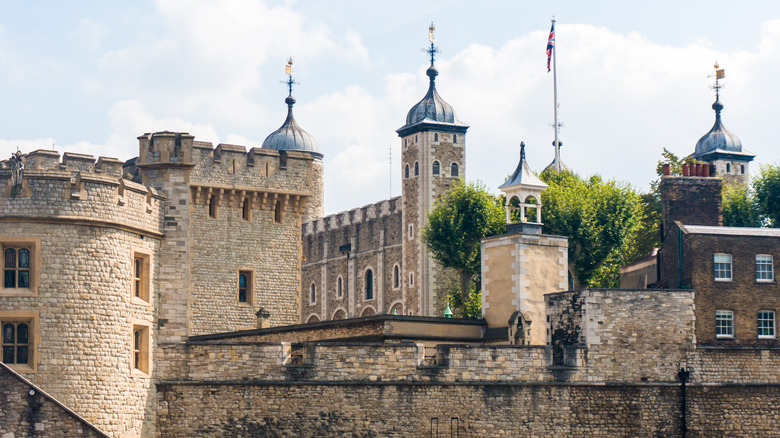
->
<box><xmin>716</xmin><ymin>310</ymin><xmax>734</xmax><ymax>339</ymax></box>
<box><xmin>758</xmin><ymin>311</ymin><xmax>776</xmax><ymax>339</ymax></box>
<box><xmin>714</xmin><ymin>253</ymin><xmax>732</xmax><ymax>282</ymax></box>
<box><xmin>756</xmin><ymin>255</ymin><xmax>774</xmax><ymax>283</ymax></box>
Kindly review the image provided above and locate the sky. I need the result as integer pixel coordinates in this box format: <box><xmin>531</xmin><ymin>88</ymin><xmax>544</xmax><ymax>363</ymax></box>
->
<box><xmin>1</xmin><ymin>0</ymin><xmax>779</xmax><ymax>215</ymax></box>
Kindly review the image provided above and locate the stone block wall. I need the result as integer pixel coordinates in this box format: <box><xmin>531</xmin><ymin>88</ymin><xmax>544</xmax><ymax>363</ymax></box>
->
<box><xmin>302</xmin><ymin>197</ymin><xmax>405</xmax><ymax>321</ymax></box>
<box><xmin>0</xmin><ymin>364</ymin><xmax>109</xmax><ymax>437</ymax></box>
<box><xmin>547</xmin><ymin>289</ymin><xmax>696</xmax><ymax>382</ymax></box>
<box><xmin>156</xmin><ymin>381</ymin><xmax>780</xmax><ymax>436</ymax></box>
<box><xmin>481</xmin><ymin>231</ymin><xmax>568</xmax><ymax>344</ymax></box>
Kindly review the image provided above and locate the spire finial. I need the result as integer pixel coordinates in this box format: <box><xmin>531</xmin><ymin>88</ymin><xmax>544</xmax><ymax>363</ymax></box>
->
<box><xmin>283</xmin><ymin>57</ymin><xmax>298</xmax><ymax>107</ymax></box>
<box><xmin>520</xmin><ymin>141</ymin><xmax>526</xmax><ymax>162</ymax></box>
<box><xmin>426</xmin><ymin>22</ymin><xmax>439</xmax><ymax>66</ymax></box>
<box><xmin>709</xmin><ymin>61</ymin><xmax>725</xmax><ymax>116</ymax></box>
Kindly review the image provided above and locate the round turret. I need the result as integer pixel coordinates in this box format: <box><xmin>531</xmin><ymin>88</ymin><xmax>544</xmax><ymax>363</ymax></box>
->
<box><xmin>262</xmin><ymin>94</ymin><xmax>321</xmax><ymax>157</ymax></box>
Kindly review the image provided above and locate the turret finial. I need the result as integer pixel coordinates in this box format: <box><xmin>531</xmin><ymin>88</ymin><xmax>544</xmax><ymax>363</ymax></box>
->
<box><xmin>710</xmin><ymin>61</ymin><xmax>725</xmax><ymax>115</ymax></box>
<box><xmin>520</xmin><ymin>141</ymin><xmax>526</xmax><ymax>162</ymax></box>
<box><xmin>283</xmin><ymin>57</ymin><xmax>298</xmax><ymax>107</ymax></box>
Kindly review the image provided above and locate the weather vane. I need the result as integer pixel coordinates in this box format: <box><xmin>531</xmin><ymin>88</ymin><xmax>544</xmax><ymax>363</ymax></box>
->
<box><xmin>283</xmin><ymin>57</ymin><xmax>298</xmax><ymax>96</ymax></box>
<box><xmin>709</xmin><ymin>61</ymin><xmax>725</xmax><ymax>100</ymax></box>
<box><xmin>425</xmin><ymin>22</ymin><xmax>439</xmax><ymax>64</ymax></box>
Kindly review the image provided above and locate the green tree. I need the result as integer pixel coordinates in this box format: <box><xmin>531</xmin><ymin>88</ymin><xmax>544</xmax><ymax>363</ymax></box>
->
<box><xmin>722</xmin><ymin>183</ymin><xmax>760</xmax><ymax>227</ymax></box>
<box><xmin>753</xmin><ymin>163</ymin><xmax>780</xmax><ymax>227</ymax></box>
<box><xmin>422</xmin><ymin>180</ymin><xmax>505</xmax><ymax>301</ymax></box>
<box><xmin>540</xmin><ymin>169</ymin><xmax>645</xmax><ymax>288</ymax></box>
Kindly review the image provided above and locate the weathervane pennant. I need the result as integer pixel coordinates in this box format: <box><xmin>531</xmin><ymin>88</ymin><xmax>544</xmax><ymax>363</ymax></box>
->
<box><xmin>546</xmin><ymin>22</ymin><xmax>555</xmax><ymax>72</ymax></box>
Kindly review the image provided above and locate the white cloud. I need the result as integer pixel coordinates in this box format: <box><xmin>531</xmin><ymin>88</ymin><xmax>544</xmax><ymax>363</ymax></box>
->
<box><xmin>70</xmin><ymin>19</ymin><xmax>107</xmax><ymax>51</ymax></box>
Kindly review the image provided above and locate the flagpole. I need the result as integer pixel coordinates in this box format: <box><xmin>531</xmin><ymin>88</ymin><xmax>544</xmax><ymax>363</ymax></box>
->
<box><xmin>552</xmin><ymin>17</ymin><xmax>560</xmax><ymax>171</ymax></box>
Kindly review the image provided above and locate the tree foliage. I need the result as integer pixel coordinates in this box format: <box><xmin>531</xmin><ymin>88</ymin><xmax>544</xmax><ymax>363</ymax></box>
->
<box><xmin>540</xmin><ymin>169</ymin><xmax>645</xmax><ymax>288</ymax></box>
<box><xmin>753</xmin><ymin>163</ymin><xmax>780</xmax><ymax>227</ymax></box>
<box><xmin>422</xmin><ymin>180</ymin><xmax>505</xmax><ymax>300</ymax></box>
<box><xmin>722</xmin><ymin>183</ymin><xmax>760</xmax><ymax>227</ymax></box>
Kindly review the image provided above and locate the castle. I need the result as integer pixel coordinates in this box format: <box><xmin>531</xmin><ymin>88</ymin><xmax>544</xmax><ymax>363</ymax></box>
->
<box><xmin>2</xmin><ymin>30</ymin><xmax>780</xmax><ymax>437</ymax></box>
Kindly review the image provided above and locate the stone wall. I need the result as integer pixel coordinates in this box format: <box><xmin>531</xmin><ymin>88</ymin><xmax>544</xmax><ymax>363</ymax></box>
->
<box><xmin>0</xmin><ymin>363</ymin><xmax>109</xmax><ymax>438</ymax></box>
<box><xmin>302</xmin><ymin>197</ymin><xmax>404</xmax><ymax>321</ymax></box>
<box><xmin>156</xmin><ymin>381</ymin><xmax>780</xmax><ymax>436</ymax></box>
<box><xmin>547</xmin><ymin>289</ymin><xmax>696</xmax><ymax>382</ymax></box>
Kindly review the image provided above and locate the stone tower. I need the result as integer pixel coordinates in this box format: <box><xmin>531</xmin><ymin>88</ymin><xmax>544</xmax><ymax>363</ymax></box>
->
<box><xmin>396</xmin><ymin>25</ymin><xmax>469</xmax><ymax>316</ymax></box>
<box><xmin>690</xmin><ymin>64</ymin><xmax>754</xmax><ymax>186</ymax></box>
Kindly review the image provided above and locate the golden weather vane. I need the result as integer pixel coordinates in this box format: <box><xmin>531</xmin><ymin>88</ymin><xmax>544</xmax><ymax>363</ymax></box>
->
<box><xmin>283</xmin><ymin>57</ymin><xmax>297</xmax><ymax>96</ymax></box>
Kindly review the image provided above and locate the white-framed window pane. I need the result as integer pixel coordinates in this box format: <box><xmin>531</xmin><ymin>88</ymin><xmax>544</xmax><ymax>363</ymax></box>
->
<box><xmin>758</xmin><ymin>311</ymin><xmax>776</xmax><ymax>338</ymax></box>
<box><xmin>716</xmin><ymin>310</ymin><xmax>734</xmax><ymax>338</ymax></box>
<box><xmin>714</xmin><ymin>253</ymin><xmax>732</xmax><ymax>280</ymax></box>
<box><xmin>756</xmin><ymin>255</ymin><xmax>774</xmax><ymax>282</ymax></box>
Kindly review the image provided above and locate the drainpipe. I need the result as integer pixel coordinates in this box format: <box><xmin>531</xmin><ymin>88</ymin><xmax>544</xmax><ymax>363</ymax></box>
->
<box><xmin>678</xmin><ymin>367</ymin><xmax>690</xmax><ymax>438</ymax></box>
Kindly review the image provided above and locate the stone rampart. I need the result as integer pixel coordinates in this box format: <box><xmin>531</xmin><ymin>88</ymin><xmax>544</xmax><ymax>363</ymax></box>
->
<box><xmin>0</xmin><ymin>150</ymin><xmax>165</xmax><ymax>237</ymax></box>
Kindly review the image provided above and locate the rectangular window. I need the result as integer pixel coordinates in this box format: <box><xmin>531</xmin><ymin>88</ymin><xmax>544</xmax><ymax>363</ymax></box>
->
<box><xmin>238</xmin><ymin>270</ymin><xmax>253</xmax><ymax>304</ymax></box>
<box><xmin>1</xmin><ymin>239</ymin><xmax>39</xmax><ymax>297</ymax></box>
<box><xmin>131</xmin><ymin>322</ymin><xmax>151</xmax><ymax>376</ymax></box>
<box><xmin>756</xmin><ymin>255</ymin><xmax>774</xmax><ymax>282</ymax></box>
<box><xmin>758</xmin><ymin>311</ymin><xmax>776</xmax><ymax>339</ymax></box>
<box><xmin>131</xmin><ymin>251</ymin><xmax>151</xmax><ymax>304</ymax></box>
<box><xmin>714</xmin><ymin>253</ymin><xmax>732</xmax><ymax>281</ymax></box>
<box><xmin>0</xmin><ymin>311</ymin><xmax>38</xmax><ymax>372</ymax></box>
<box><xmin>716</xmin><ymin>310</ymin><xmax>734</xmax><ymax>338</ymax></box>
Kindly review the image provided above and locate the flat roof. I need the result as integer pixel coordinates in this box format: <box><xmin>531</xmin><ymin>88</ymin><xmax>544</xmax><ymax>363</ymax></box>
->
<box><xmin>681</xmin><ymin>224</ymin><xmax>780</xmax><ymax>238</ymax></box>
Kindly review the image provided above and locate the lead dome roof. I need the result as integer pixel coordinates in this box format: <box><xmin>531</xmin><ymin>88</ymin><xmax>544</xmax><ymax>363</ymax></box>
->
<box><xmin>262</xmin><ymin>95</ymin><xmax>321</xmax><ymax>157</ymax></box>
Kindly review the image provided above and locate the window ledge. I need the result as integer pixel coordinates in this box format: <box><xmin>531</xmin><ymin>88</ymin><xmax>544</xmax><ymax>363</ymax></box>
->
<box><xmin>756</xmin><ymin>280</ymin><xmax>776</xmax><ymax>284</ymax></box>
<box><xmin>130</xmin><ymin>369</ymin><xmax>151</xmax><ymax>378</ymax></box>
<box><xmin>714</xmin><ymin>278</ymin><xmax>733</xmax><ymax>283</ymax></box>
<box><xmin>3</xmin><ymin>363</ymin><xmax>36</xmax><ymax>374</ymax></box>
<box><xmin>131</xmin><ymin>296</ymin><xmax>151</xmax><ymax>306</ymax></box>
<box><xmin>758</xmin><ymin>336</ymin><xmax>777</xmax><ymax>340</ymax></box>
<box><xmin>0</xmin><ymin>287</ymin><xmax>37</xmax><ymax>297</ymax></box>
<box><xmin>715</xmin><ymin>335</ymin><xmax>735</xmax><ymax>339</ymax></box>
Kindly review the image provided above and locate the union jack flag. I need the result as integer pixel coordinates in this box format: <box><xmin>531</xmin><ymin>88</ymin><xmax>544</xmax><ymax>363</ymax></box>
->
<box><xmin>546</xmin><ymin>22</ymin><xmax>555</xmax><ymax>72</ymax></box>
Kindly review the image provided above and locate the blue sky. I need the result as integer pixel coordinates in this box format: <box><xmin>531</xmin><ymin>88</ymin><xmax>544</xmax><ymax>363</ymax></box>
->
<box><xmin>2</xmin><ymin>0</ymin><xmax>779</xmax><ymax>214</ymax></box>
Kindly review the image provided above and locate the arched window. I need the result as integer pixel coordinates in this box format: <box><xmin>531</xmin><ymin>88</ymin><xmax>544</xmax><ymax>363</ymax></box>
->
<box><xmin>727</xmin><ymin>163</ymin><xmax>731</xmax><ymax>173</ymax></box>
<box><xmin>274</xmin><ymin>201</ymin><xmax>282</xmax><ymax>223</ymax></box>
<box><xmin>332</xmin><ymin>309</ymin><xmax>346</xmax><ymax>320</ymax></box>
<box><xmin>453</xmin><ymin>134</ymin><xmax>457</xmax><ymax>144</ymax></box>
<box><xmin>393</xmin><ymin>265</ymin><xmax>400</xmax><ymax>289</ymax></box>
<box><xmin>434</xmin><ymin>133</ymin><xmax>439</xmax><ymax>142</ymax></box>
<box><xmin>414</xmin><ymin>162</ymin><xmax>419</xmax><ymax>177</ymax></box>
<box><xmin>405</xmin><ymin>164</ymin><xmax>410</xmax><ymax>179</ymax></box>
<box><xmin>432</xmin><ymin>161</ymin><xmax>440</xmax><ymax>175</ymax></box>
<box><xmin>306</xmin><ymin>314</ymin><xmax>320</xmax><ymax>323</ymax></box>
<box><xmin>410</xmin><ymin>272</ymin><xmax>414</xmax><ymax>287</ymax></box>
<box><xmin>451</xmin><ymin>163</ymin><xmax>459</xmax><ymax>177</ymax></box>
<box><xmin>310</xmin><ymin>283</ymin><xmax>316</xmax><ymax>304</ymax></box>
<box><xmin>337</xmin><ymin>276</ymin><xmax>343</xmax><ymax>298</ymax></box>
<box><xmin>365</xmin><ymin>269</ymin><xmax>374</xmax><ymax>300</ymax></box>
<box><xmin>741</xmin><ymin>165</ymin><xmax>745</xmax><ymax>174</ymax></box>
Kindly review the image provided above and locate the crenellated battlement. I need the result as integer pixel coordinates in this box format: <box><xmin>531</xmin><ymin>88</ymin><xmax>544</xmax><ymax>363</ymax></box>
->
<box><xmin>303</xmin><ymin>196</ymin><xmax>402</xmax><ymax>236</ymax></box>
<box><xmin>0</xmin><ymin>149</ymin><xmax>165</xmax><ymax>237</ymax></box>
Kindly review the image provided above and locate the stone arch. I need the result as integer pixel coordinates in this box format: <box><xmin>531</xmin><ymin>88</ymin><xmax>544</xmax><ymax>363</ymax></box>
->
<box><xmin>524</xmin><ymin>195</ymin><xmax>539</xmax><ymax>223</ymax></box>
<box><xmin>331</xmin><ymin>308</ymin><xmax>347</xmax><ymax>320</ymax></box>
<box><xmin>306</xmin><ymin>313</ymin><xmax>321</xmax><ymax>323</ymax></box>
<box><xmin>388</xmin><ymin>300</ymin><xmax>404</xmax><ymax>315</ymax></box>
<box><xmin>360</xmin><ymin>306</ymin><xmax>376</xmax><ymax>317</ymax></box>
